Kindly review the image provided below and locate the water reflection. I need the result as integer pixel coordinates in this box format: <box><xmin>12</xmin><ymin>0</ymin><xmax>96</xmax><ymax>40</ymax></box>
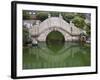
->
<box><xmin>46</xmin><ymin>40</ymin><xmax>64</xmax><ymax>53</ymax></box>
<box><xmin>23</xmin><ymin>42</ymin><xmax>90</xmax><ymax>69</ymax></box>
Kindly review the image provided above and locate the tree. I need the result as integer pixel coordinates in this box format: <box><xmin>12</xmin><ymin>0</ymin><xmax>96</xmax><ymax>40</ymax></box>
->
<box><xmin>50</xmin><ymin>12</ymin><xmax>59</xmax><ymax>17</ymax></box>
<box><xmin>23</xmin><ymin>26</ymin><xmax>30</xmax><ymax>46</ymax></box>
<box><xmin>62</xmin><ymin>12</ymin><xmax>75</xmax><ymax>23</ymax></box>
<box><xmin>75</xmin><ymin>13</ymin><xmax>86</xmax><ymax>19</ymax></box>
<box><xmin>23</xmin><ymin>11</ymin><xmax>31</xmax><ymax>20</ymax></box>
<box><xmin>36</xmin><ymin>12</ymin><xmax>48</xmax><ymax>21</ymax></box>
<box><xmin>85</xmin><ymin>23</ymin><xmax>91</xmax><ymax>36</ymax></box>
<box><xmin>72</xmin><ymin>16</ymin><xmax>85</xmax><ymax>29</ymax></box>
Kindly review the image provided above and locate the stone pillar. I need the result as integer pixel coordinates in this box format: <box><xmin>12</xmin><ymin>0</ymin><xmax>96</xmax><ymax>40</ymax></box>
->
<box><xmin>32</xmin><ymin>38</ymin><xmax>38</xmax><ymax>46</ymax></box>
<box><xmin>48</xmin><ymin>13</ymin><xmax>51</xmax><ymax>18</ymax></box>
<box><xmin>36</xmin><ymin>20</ymin><xmax>40</xmax><ymax>25</ymax></box>
<box><xmin>59</xmin><ymin>13</ymin><xmax>63</xmax><ymax>18</ymax></box>
<box><xmin>70</xmin><ymin>21</ymin><xmax>73</xmax><ymax>32</ymax></box>
<box><xmin>70</xmin><ymin>21</ymin><xmax>74</xmax><ymax>26</ymax></box>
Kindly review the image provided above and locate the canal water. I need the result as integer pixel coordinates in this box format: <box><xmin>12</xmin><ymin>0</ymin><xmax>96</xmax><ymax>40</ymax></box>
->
<box><xmin>23</xmin><ymin>42</ymin><xmax>91</xmax><ymax>69</ymax></box>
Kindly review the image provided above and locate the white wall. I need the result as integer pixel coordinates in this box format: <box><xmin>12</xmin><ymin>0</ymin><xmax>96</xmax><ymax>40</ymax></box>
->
<box><xmin>0</xmin><ymin>0</ymin><xmax>99</xmax><ymax>80</ymax></box>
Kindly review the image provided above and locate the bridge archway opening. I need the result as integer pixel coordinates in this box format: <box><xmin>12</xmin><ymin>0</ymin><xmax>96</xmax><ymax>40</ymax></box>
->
<box><xmin>46</xmin><ymin>31</ymin><xmax>65</xmax><ymax>52</ymax></box>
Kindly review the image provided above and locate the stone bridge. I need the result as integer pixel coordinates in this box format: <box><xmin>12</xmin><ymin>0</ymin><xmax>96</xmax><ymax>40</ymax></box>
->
<box><xmin>24</xmin><ymin>14</ymin><xmax>84</xmax><ymax>42</ymax></box>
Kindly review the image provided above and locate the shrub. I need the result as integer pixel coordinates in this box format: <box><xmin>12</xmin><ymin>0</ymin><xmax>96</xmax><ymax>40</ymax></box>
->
<box><xmin>36</xmin><ymin>12</ymin><xmax>48</xmax><ymax>21</ymax></box>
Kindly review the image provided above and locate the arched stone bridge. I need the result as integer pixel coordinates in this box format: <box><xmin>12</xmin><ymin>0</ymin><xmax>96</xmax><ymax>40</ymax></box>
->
<box><xmin>25</xmin><ymin>15</ymin><xmax>84</xmax><ymax>42</ymax></box>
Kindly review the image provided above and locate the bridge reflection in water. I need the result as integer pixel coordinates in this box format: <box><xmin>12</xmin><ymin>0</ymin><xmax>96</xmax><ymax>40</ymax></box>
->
<box><xmin>23</xmin><ymin>42</ymin><xmax>90</xmax><ymax>69</ymax></box>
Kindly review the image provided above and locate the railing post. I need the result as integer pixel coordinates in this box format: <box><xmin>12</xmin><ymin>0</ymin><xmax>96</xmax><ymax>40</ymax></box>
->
<box><xmin>48</xmin><ymin>13</ymin><xmax>51</xmax><ymax>18</ymax></box>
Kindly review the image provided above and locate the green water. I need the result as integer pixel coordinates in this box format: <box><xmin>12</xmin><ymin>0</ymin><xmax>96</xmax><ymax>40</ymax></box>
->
<box><xmin>23</xmin><ymin>42</ymin><xmax>91</xmax><ymax>69</ymax></box>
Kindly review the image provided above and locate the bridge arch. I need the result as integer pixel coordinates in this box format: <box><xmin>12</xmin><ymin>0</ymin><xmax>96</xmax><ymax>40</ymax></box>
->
<box><xmin>38</xmin><ymin>26</ymin><xmax>73</xmax><ymax>41</ymax></box>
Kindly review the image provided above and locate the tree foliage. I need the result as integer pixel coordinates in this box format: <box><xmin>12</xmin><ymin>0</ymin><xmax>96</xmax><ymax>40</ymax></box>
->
<box><xmin>75</xmin><ymin>13</ymin><xmax>86</xmax><ymax>19</ymax></box>
<box><xmin>62</xmin><ymin>13</ymin><xmax>75</xmax><ymax>23</ymax></box>
<box><xmin>36</xmin><ymin>12</ymin><xmax>48</xmax><ymax>22</ymax></box>
<box><xmin>23</xmin><ymin>26</ymin><xmax>30</xmax><ymax>46</ymax></box>
<box><xmin>72</xmin><ymin>16</ymin><xmax>85</xmax><ymax>29</ymax></box>
<box><xmin>50</xmin><ymin>12</ymin><xmax>59</xmax><ymax>17</ymax></box>
<box><xmin>23</xmin><ymin>11</ymin><xmax>31</xmax><ymax>20</ymax></box>
<box><xmin>85</xmin><ymin>23</ymin><xmax>91</xmax><ymax>36</ymax></box>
